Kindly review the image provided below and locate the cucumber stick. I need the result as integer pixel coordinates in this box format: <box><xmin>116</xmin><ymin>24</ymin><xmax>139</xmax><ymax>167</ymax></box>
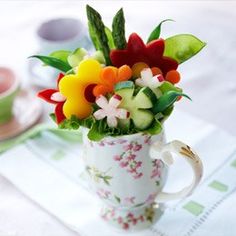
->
<box><xmin>86</xmin><ymin>5</ymin><xmax>111</xmax><ymax>65</ymax></box>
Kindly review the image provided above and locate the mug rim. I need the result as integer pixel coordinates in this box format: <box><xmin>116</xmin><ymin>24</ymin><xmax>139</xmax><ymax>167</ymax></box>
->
<box><xmin>0</xmin><ymin>67</ymin><xmax>19</xmax><ymax>99</ymax></box>
<box><xmin>37</xmin><ymin>17</ymin><xmax>86</xmax><ymax>43</ymax></box>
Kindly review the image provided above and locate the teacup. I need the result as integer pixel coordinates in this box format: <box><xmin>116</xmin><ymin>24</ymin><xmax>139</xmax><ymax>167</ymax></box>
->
<box><xmin>29</xmin><ymin>18</ymin><xmax>91</xmax><ymax>87</ymax></box>
<box><xmin>0</xmin><ymin>67</ymin><xmax>19</xmax><ymax>125</ymax></box>
<box><xmin>36</xmin><ymin>17</ymin><xmax>91</xmax><ymax>54</ymax></box>
<box><xmin>82</xmin><ymin>129</ymin><xmax>203</xmax><ymax>231</ymax></box>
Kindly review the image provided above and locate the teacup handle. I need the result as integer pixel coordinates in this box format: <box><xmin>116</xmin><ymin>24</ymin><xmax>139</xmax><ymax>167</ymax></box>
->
<box><xmin>149</xmin><ymin>140</ymin><xmax>203</xmax><ymax>202</ymax></box>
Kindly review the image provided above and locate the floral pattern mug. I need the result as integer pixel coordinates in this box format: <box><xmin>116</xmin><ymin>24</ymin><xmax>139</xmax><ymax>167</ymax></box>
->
<box><xmin>82</xmin><ymin>129</ymin><xmax>203</xmax><ymax>231</ymax></box>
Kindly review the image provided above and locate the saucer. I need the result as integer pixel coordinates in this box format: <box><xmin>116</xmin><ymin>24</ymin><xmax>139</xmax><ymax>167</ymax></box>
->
<box><xmin>0</xmin><ymin>90</ymin><xmax>42</xmax><ymax>141</ymax></box>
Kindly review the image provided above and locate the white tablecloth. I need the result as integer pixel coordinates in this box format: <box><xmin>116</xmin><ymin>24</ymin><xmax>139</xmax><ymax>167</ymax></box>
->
<box><xmin>0</xmin><ymin>1</ymin><xmax>236</xmax><ymax>236</ymax></box>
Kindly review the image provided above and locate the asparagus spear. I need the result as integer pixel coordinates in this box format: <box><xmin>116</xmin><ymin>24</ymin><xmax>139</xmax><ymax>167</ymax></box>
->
<box><xmin>112</xmin><ymin>8</ymin><xmax>127</xmax><ymax>49</ymax></box>
<box><xmin>86</xmin><ymin>5</ymin><xmax>111</xmax><ymax>65</ymax></box>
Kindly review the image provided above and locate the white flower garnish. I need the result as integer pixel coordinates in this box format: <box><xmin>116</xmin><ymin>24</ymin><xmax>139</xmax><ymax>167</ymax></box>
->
<box><xmin>94</xmin><ymin>94</ymin><xmax>130</xmax><ymax>128</ymax></box>
<box><xmin>135</xmin><ymin>68</ymin><xmax>164</xmax><ymax>89</ymax></box>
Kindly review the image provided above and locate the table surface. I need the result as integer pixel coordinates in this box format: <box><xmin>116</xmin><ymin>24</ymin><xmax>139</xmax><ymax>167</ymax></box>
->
<box><xmin>0</xmin><ymin>1</ymin><xmax>236</xmax><ymax>235</ymax></box>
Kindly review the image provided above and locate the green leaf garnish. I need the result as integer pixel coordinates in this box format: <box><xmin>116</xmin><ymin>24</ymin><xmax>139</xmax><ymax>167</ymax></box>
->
<box><xmin>49</xmin><ymin>50</ymin><xmax>71</xmax><ymax>63</ymax></box>
<box><xmin>147</xmin><ymin>19</ymin><xmax>174</xmax><ymax>43</ymax></box>
<box><xmin>152</xmin><ymin>91</ymin><xmax>191</xmax><ymax>114</ymax></box>
<box><xmin>112</xmin><ymin>8</ymin><xmax>127</xmax><ymax>49</ymax></box>
<box><xmin>159</xmin><ymin>81</ymin><xmax>182</xmax><ymax>94</ymax></box>
<box><xmin>86</xmin><ymin>5</ymin><xmax>111</xmax><ymax>65</ymax></box>
<box><xmin>29</xmin><ymin>55</ymin><xmax>72</xmax><ymax>73</ymax></box>
<box><xmin>164</xmin><ymin>34</ymin><xmax>206</xmax><ymax>64</ymax></box>
<box><xmin>59</xmin><ymin>115</ymin><xmax>80</xmax><ymax>130</ymax></box>
<box><xmin>88</xmin><ymin>121</ymin><xmax>106</xmax><ymax>141</ymax></box>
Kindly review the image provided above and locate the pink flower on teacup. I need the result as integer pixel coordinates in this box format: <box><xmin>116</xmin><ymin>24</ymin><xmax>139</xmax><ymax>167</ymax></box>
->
<box><xmin>117</xmin><ymin>217</ymin><xmax>123</xmax><ymax>224</ymax></box>
<box><xmin>127</xmin><ymin>154</ymin><xmax>136</xmax><ymax>161</ymax></box>
<box><xmin>145</xmin><ymin>192</ymin><xmax>157</xmax><ymax>204</ymax></box>
<box><xmin>124</xmin><ymin>143</ymin><xmax>133</xmax><ymax>151</ymax></box>
<box><xmin>134</xmin><ymin>173</ymin><xmax>143</xmax><ymax>179</ymax></box>
<box><xmin>120</xmin><ymin>161</ymin><xmax>129</xmax><ymax>167</ymax></box>
<box><xmin>133</xmin><ymin>144</ymin><xmax>142</xmax><ymax>151</ymax></box>
<box><xmin>113</xmin><ymin>155</ymin><xmax>122</xmax><ymax>161</ymax></box>
<box><xmin>151</xmin><ymin>159</ymin><xmax>163</xmax><ymax>179</ymax></box>
<box><xmin>122</xmin><ymin>222</ymin><xmax>129</xmax><ymax>230</ymax></box>
<box><xmin>96</xmin><ymin>188</ymin><xmax>111</xmax><ymax>199</ymax></box>
<box><xmin>124</xmin><ymin>196</ymin><xmax>136</xmax><ymax>205</ymax></box>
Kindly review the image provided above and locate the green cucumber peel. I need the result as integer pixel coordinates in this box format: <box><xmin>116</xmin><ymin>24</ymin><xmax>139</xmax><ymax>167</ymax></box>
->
<box><xmin>67</xmin><ymin>48</ymin><xmax>87</xmax><ymax>68</ymax></box>
<box><xmin>152</xmin><ymin>91</ymin><xmax>191</xmax><ymax>114</ymax></box>
<box><xmin>49</xmin><ymin>50</ymin><xmax>71</xmax><ymax>63</ymax></box>
<box><xmin>145</xmin><ymin>119</ymin><xmax>163</xmax><ymax>135</ymax></box>
<box><xmin>29</xmin><ymin>55</ymin><xmax>72</xmax><ymax>73</ymax></box>
<box><xmin>115</xmin><ymin>81</ymin><xmax>134</xmax><ymax>91</ymax></box>
<box><xmin>164</xmin><ymin>34</ymin><xmax>206</xmax><ymax>64</ymax></box>
<box><xmin>112</xmin><ymin>8</ymin><xmax>127</xmax><ymax>49</ymax></box>
<box><xmin>86</xmin><ymin>5</ymin><xmax>111</xmax><ymax>65</ymax></box>
<box><xmin>147</xmin><ymin>19</ymin><xmax>174</xmax><ymax>43</ymax></box>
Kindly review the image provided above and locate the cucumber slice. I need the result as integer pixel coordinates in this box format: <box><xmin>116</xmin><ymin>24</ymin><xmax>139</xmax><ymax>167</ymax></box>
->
<box><xmin>92</xmin><ymin>50</ymin><xmax>106</xmax><ymax>64</ymax></box>
<box><xmin>132</xmin><ymin>110</ymin><xmax>154</xmax><ymax>130</ymax></box>
<box><xmin>115</xmin><ymin>82</ymin><xmax>155</xmax><ymax>130</ymax></box>
<box><xmin>67</xmin><ymin>48</ymin><xmax>87</xmax><ymax>68</ymax></box>
<box><xmin>134</xmin><ymin>87</ymin><xmax>157</xmax><ymax>108</ymax></box>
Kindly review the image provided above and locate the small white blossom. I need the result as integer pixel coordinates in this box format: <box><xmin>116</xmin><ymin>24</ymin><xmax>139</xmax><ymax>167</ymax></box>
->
<box><xmin>135</xmin><ymin>68</ymin><xmax>164</xmax><ymax>89</ymax></box>
<box><xmin>94</xmin><ymin>95</ymin><xmax>130</xmax><ymax>128</ymax></box>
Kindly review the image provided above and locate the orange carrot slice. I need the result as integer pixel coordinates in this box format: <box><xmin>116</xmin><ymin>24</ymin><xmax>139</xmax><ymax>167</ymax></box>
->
<box><xmin>151</xmin><ymin>67</ymin><xmax>162</xmax><ymax>76</ymax></box>
<box><xmin>117</xmin><ymin>65</ymin><xmax>132</xmax><ymax>82</ymax></box>
<box><xmin>165</xmin><ymin>70</ymin><xmax>181</xmax><ymax>84</ymax></box>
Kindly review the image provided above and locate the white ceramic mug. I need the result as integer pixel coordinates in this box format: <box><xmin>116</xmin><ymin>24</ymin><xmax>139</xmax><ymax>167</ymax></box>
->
<box><xmin>29</xmin><ymin>18</ymin><xmax>91</xmax><ymax>87</ymax></box>
<box><xmin>82</xmin><ymin>129</ymin><xmax>203</xmax><ymax>231</ymax></box>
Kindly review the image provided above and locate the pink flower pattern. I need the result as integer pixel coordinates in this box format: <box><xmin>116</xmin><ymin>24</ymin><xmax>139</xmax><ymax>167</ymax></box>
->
<box><xmin>143</xmin><ymin>134</ymin><xmax>152</xmax><ymax>145</ymax></box>
<box><xmin>145</xmin><ymin>192</ymin><xmax>158</xmax><ymax>204</ymax></box>
<box><xmin>98</xmin><ymin>139</ymin><xmax>127</xmax><ymax>147</ymax></box>
<box><xmin>96</xmin><ymin>188</ymin><xmax>111</xmax><ymax>199</ymax></box>
<box><xmin>151</xmin><ymin>159</ymin><xmax>163</xmax><ymax>179</ymax></box>
<box><xmin>113</xmin><ymin>141</ymin><xmax>144</xmax><ymax>179</ymax></box>
<box><xmin>101</xmin><ymin>205</ymin><xmax>155</xmax><ymax>230</ymax></box>
<box><xmin>124</xmin><ymin>196</ymin><xmax>136</xmax><ymax>205</ymax></box>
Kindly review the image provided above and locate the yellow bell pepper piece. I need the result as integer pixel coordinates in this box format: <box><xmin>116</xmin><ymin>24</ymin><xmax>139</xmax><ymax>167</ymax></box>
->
<box><xmin>59</xmin><ymin>59</ymin><xmax>102</xmax><ymax>119</ymax></box>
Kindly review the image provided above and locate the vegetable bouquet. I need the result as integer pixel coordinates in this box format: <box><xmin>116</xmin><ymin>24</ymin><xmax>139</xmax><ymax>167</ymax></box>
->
<box><xmin>32</xmin><ymin>5</ymin><xmax>205</xmax><ymax>141</ymax></box>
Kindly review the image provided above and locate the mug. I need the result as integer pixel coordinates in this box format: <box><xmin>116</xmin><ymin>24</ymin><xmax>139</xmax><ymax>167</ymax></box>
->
<box><xmin>36</xmin><ymin>17</ymin><xmax>91</xmax><ymax>54</ymax></box>
<box><xmin>82</xmin><ymin>129</ymin><xmax>203</xmax><ymax>231</ymax></box>
<box><xmin>0</xmin><ymin>67</ymin><xmax>19</xmax><ymax>125</ymax></box>
<box><xmin>29</xmin><ymin>18</ymin><xmax>91</xmax><ymax>87</ymax></box>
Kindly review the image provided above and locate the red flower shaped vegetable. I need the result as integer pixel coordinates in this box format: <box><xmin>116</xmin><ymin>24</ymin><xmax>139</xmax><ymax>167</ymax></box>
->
<box><xmin>110</xmin><ymin>33</ymin><xmax>178</xmax><ymax>76</ymax></box>
<box><xmin>38</xmin><ymin>73</ymin><xmax>66</xmax><ymax>124</ymax></box>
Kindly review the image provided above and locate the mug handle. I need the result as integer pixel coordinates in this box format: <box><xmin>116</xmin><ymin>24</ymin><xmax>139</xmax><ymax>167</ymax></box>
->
<box><xmin>149</xmin><ymin>140</ymin><xmax>203</xmax><ymax>202</ymax></box>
